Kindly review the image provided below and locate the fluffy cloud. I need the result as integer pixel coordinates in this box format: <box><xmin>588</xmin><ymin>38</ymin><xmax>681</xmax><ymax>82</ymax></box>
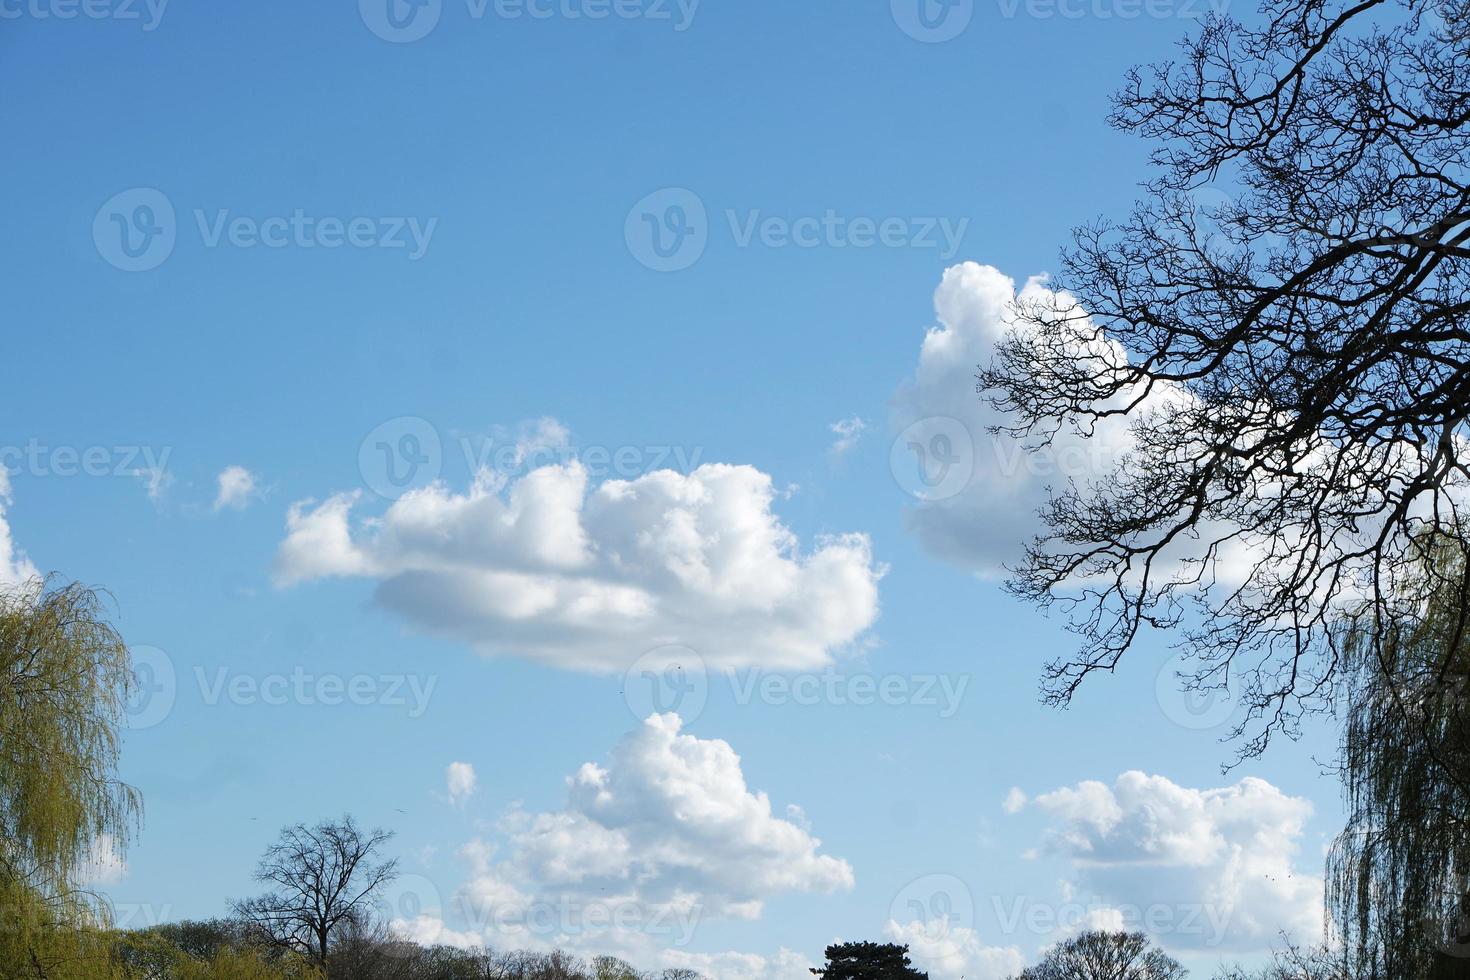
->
<box><xmin>401</xmin><ymin>715</ymin><xmax>851</xmax><ymax>966</ymax></box>
<box><xmin>462</xmin><ymin>714</ymin><xmax>851</xmax><ymax>921</ymax></box>
<box><xmin>883</xmin><ymin>920</ymin><xmax>1024</xmax><ymax>980</ymax></box>
<box><xmin>892</xmin><ymin>263</ymin><xmax>1142</xmax><ymax>575</ymax></box>
<box><xmin>275</xmin><ymin>447</ymin><xmax>882</xmax><ymax>672</ymax></box>
<box><xmin>1016</xmin><ymin>771</ymin><xmax>1322</xmax><ymax>953</ymax></box>
<box><xmin>214</xmin><ymin>465</ymin><xmax>259</xmax><ymax>511</ymax></box>
<box><xmin>0</xmin><ymin>471</ymin><xmax>37</xmax><ymax>586</ymax></box>
<box><xmin>447</xmin><ymin>761</ymin><xmax>477</xmax><ymax>806</ymax></box>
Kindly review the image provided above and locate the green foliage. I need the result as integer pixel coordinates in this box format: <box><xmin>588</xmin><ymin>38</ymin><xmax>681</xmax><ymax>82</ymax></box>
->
<box><xmin>0</xmin><ymin>577</ymin><xmax>140</xmax><ymax>979</ymax></box>
<box><xmin>111</xmin><ymin>925</ymin><xmax>320</xmax><ymax>980</ymax></box>
<box><xmin>173</xmin><ymin>947</ymin><xmax>321</xmax><ymax>980</ymax></box>
<box><xmin>810</xmin><ymin>942</ymin><xmax>927</xmax><ymax>980</ymax></box>
<box><xmin>1327</xmin><ymin>535</ymin><xmax>1470</xmax><ymax>978</ymax></box>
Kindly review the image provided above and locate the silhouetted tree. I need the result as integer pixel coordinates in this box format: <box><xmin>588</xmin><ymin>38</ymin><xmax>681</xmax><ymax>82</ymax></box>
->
<box><xmin>233</xmin><ymin>816</ymin><xmax>398</xmax><ymax>968</ymax></box>
<box><xmin>1212</xmin><ymin>937</ymin><xmax>1351</xmax><ymax>979</ymax></box>
<box><xmin>1011</xmin><ymin>931</ymin><xmax>1184</xmax><ymax>980</ymax></box>
<box><xmin>979</xmin><ymin>0</ymin><xmax>1470</xmax><ymax>762</ymax></box>
<box><xmin>810</xmin><ymin>942</ymin><xmax>927</xmax><ymax>980</ymax></box>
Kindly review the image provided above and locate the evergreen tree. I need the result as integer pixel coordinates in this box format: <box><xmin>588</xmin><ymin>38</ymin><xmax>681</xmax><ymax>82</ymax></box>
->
<box><xmin>810</xmin><ymin>942</ymin><xmax>927</xmax><ymax>980</ymax></box>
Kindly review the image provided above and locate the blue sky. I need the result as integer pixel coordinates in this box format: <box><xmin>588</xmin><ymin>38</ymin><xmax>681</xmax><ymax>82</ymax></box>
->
<box><xmin>2</xmin><ymin>2</ymin><xmax>1339</xmax><ymax>976</ymax></box>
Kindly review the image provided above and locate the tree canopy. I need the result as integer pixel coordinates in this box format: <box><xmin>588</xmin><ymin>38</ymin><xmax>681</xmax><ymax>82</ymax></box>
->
<box><xmin>0</xmin><ymin>577</ymin><xmax>140</xmax><ymax>978</ymax></box>
<box><xmin>809</xmin><ymin>942</ymin><xmax>928</xmax><ymax>980</ymax></box>
<box><xmin>1011</xmin><ymin>931</ymin><xmax>1186</xmax><ymax>980</ymax></box>
<box><xmin>980</xmin><ymin>0</ymin><xmax>1470</xmax><ymax>760</ymax></box>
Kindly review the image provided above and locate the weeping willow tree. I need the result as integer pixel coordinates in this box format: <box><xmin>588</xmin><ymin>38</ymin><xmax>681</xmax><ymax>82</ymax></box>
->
<box><xmin>0</xmin><ymin>576</ymin><xmax>140</xmax><ymax>979</ymax></box>
<box><xmin>1328</xmin><ymin>534</ymin><xmax>1470</xmax><ymax>979</ymax></box>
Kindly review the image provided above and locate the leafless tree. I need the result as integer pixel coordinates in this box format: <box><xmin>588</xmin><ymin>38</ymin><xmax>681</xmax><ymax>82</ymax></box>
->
<box><xmin>1010</xmin><ymin>931</ymin><xmax>1185</xmax><ymax>980</ymax></box>
<box><xmin>979</xmin><ymin>0</ymin><xmax>1470</xmax><ymax>761</ymax></box>
<box><xmin>233</xmin><ymin>815</ymin><xmax>399</xmax><ymax>967</ymax></box>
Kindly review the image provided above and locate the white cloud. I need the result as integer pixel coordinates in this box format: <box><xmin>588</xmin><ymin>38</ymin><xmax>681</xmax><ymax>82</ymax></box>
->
<box><xmin>447</xmin><ymin>761</ymin><xmax>477</xmax><ymax>806</ymax></box>
<box><xmin>1002</xmin><ymin>787</ymin><xmax>1027</xmax><ymax>815</ymax></box>
<box><xmin>0</xmin><ymin>471</ymin><xmax>38</xmax><ymax>586</ymax></box>
<box><xmin>1017</xmin><ymin>771</ymin><xmax>1322</xmax><ymax>953</ymax></box>
<box><xmin>828</xmin><ymin>417</ymin><xmax>867</xmax><ymax>458</ymax></box>
<box><xmin>883</xmin><ymin>920</ymin><xmax>1024</xmax><ymax>980</ymax></box>
<box><xmin>893</xmin><ymin>263</ymin><xmax>1147</xmax><ymax>575</ymax></box>
<box><xmin>275</xmin><ymin>440</ymin><xmax>883</xmax><ymax>673</ymax></box>
<box><xmin>418</xmin><ymin>714</ymin><xmax>851</xmax><ymax>964</ymax></box>
<box><xmin>890</xmin><ymin>263</ymin><xmax>1282</xmax><ymax>591</ymax></box>
<box><xmin>464</xmin><ymin>713</ymin><xmax>851</xmax><ymax>918</ymax></box>
<box><xmin>213</xmin><ymin>465</ymin><xmax>259</xmax><ymax>511</ymax></box>
<box><xmin>80</xmin><ymin>833</ymin><xmax>127</xmax><ymax>886</ymax></box>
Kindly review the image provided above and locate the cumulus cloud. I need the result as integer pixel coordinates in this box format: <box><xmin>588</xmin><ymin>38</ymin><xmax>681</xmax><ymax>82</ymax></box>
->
<box><xmin>883</xmin><ymin>920</ymin><xmax>1024</xmax><ymax>980</ymax></box>
<box><xmin>275</xmin><ymin>439</ymin><xmax>882</xmax><ymax>672</ymax></box>
<box><xmin>891</xmin><ymin>263</ymin><xmax>1279</xmax><ymax>593</ymax></box>
<box><xmin>462</xmin><ymin>714</ymin><xmax>851</xmax><ymax>920</ymax></box>
<box><xmin>828</xmin><ymin>417</ymin><xmax>867</xmax><ymax>458</ymax></box>
<box><xmin>892</xmin><ymin>263</ymin><xmax>1147</xmax><ymax>575</ymax></box>
<box><xmin>401</xmin><ymin>715</ymin><xmax>851</xmax><ymax>966</ymax></box>
<box><xmin>447</xmin><ymin>761</ymin><xmax>477</xmax><ymax>806</ymax></box>
<box><xmin>214</xmin><ymin>465</ymin><xmax>259</xmax><ymax>511</ymax></box>
<box><xmin>0</xmin><ymin>471</ymin><xmax>37</xmax><ymax>586</ymax></box>
<box><xmin>1016</xmin><ymin>771</ymin><xmax>1322</xmax><ymax>953</ymax></box>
